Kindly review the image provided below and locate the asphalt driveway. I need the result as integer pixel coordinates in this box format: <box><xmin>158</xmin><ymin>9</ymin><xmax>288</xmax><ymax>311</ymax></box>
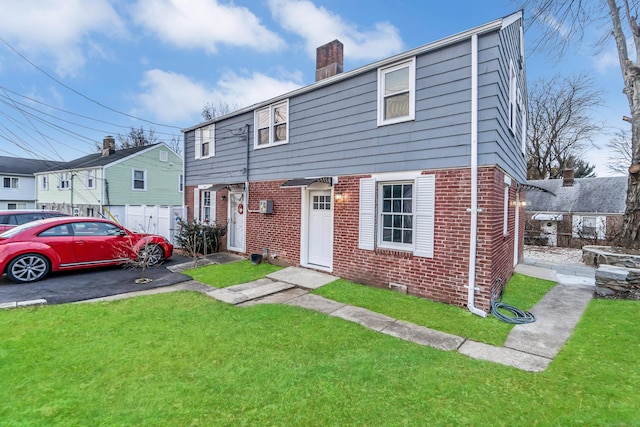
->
<box><xmin>0</xmin><ymin>254</ymin><xmax>194</xmax><ymax>305</ymax></box>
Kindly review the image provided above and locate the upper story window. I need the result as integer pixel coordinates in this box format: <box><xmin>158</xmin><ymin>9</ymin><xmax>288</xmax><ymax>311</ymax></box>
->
<box><xmin>254</xmin><ymin>100</ymin><xmax>289</xmax><ymax>149</ymax></box>
<box><xmin>59</xmin><ymin>173</ymin><xmax>70</xmax><ymax>190</ymax></box>
<box><xmin>86</xmin><ymin>170</ymin><xmax>96</xmax><ymax>189</ymax></box>
<box><xmin>509</xmin><ymin>59</ymin><xmax>517</xmax><ymax>133</ymax></box>
<box><xmin>377</xmin><ymin>58</ymin><xmax>416</xmax><ymax>126</ymax></box>
<box><xmin>3</xmin><ymin>177</ymin><xmax>18</xmax><ymax>189</ymax></box>
<box><xmin>132</xmin><ymin>169</ymin><xmax>147</xmax><ymax>191</ymax></box>
<box><xmin>195</xmin><ymin>124</ymin><xmax>214</xmax><ymax>159</ymax></box>
<box><xmin>40</xmin><ymin>176</ymin><xmax>48</xmax><ymax>190</ymax></box>
<box><xmin>178</xmin><ymin>174</ymin><xmax>184</xmax><ymax>193</ymax></box>
<box><xmin>159</xmin><ymin>150</ymin><xmax>168</xmax><ymax>162</ymax></box>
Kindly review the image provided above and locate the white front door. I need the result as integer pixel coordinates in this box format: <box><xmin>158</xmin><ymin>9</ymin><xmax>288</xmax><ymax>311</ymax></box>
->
<box><xmin>228</xmin><ymin>192</ymin><xmax>246</xmax><ymax>252</ymax></box>
<box><xmin>307</xmin><ymin>190</ymin><xmax>333</xmax><ymax>268</ymax></box>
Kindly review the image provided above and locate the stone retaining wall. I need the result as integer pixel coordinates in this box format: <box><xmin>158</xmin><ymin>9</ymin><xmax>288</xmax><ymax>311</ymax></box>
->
<box><xmin>582</xmin><ymin>245</ymin><xmax>640</xmax><ymax>268</ymax></box>
<box><xmin>584</xmin><ymin>246</ymin><xmax>640</xmax><ymax>299</ymax></box>
<box><xmin>595</xmin><ymin>264</ymin><xmax>640</xmax><ymax>299</ymax></box>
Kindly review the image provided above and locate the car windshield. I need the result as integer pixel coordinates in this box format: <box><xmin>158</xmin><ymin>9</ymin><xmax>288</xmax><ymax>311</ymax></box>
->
<box><xmin>0</xmin><ymin>220</ymin><xmax>44</xmax><ymax>238</ymax></box>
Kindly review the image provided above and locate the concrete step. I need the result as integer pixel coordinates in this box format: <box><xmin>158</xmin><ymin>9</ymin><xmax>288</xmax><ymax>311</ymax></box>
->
<box><xmin>207</xmin><ymin>280</ymin><xmax>295</xmax><ymax>305</ymax></box>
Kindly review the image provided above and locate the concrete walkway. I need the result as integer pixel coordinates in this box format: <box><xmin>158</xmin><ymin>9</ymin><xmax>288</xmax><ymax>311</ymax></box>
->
<box><xmin>75</xmin><ymin>258</ymin><xmax>596</xmax><ymax>373</ymax></box>
<box><xmin>205</xmin><ymin>263</ymin><xmax>594</xmax><ymax>372</ymax></box>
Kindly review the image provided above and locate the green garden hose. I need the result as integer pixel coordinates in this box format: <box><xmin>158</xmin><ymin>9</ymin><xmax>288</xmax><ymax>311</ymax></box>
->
<box><xmin>490</xmin><ymin>278</ymin><xmax>536</xmax><ymax>324</ymax></box>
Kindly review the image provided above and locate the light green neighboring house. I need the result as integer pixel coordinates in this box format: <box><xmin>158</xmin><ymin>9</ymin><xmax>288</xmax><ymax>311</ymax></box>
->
<box><xmin>35</xmin><ymin>137</ymin><xmax>184</xmax><ymax>240</ymax></box>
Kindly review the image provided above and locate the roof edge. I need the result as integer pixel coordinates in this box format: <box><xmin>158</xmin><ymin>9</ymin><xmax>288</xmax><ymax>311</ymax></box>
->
<box><xmin>182</xmin><ymin>12</ymin><xmax>520</xmax><ymax>133</ymax></box>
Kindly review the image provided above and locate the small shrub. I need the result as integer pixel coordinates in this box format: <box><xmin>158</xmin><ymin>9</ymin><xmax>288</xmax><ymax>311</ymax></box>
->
<box><xmin>175</xmin><ymin>219</ymin><xmax>227</xmax><ymax>257</ymax></box>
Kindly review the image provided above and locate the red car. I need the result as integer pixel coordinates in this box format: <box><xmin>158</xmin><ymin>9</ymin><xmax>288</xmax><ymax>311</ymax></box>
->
<box><xmin>0</xmin><ymin>217</ymin><xmax>173</xmax><ymax>283</ymax></box>
<box><xmin>0</xmin><ymin>210</ymin><xmax>68</xmax><ymax>233</ymax></box>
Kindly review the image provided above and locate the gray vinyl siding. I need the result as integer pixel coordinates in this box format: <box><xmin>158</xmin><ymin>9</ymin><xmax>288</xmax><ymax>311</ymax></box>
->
<box><xmin>490</xmin><ymin>17</ymin><xmax>527</xmax><ymax>182</ymax></box>
<box><xmin>185</xmin><ymin>19</ymin><xmax>526</xmax><ymax>186</ymax></box>
<box><xmin>185</xmin><ymin>111</ymin><xmax>253</xmax><ymax>185</ymax></box>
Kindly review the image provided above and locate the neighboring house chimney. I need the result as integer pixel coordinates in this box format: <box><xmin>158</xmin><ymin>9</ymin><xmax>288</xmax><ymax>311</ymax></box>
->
<box><xmin>563</xmin><ymin>168</ymin><xmax>575</xmax><ymax>187</ymax></box>
<box><xmin>102</xmin><ymin>136</ymin><xmax>116</xmax><ymax>157</ymax></box>
<box><xmin>316</xmin><ymin>39</ymin><xmax>343</xmax><ymax>81</ymax></box>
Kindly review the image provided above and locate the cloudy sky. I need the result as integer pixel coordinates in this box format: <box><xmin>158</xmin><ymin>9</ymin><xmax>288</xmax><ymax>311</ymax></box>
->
<box><xmin>0</xmin><ymin>0</ymin><xmax>625</xmax><ymax>176</ymax></box>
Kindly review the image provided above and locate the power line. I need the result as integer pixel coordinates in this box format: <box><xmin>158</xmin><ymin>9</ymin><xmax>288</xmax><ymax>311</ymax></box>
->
<box><xmin>0</xmin><ymin>87</ymin><xmax>181</xmax><ymax>137</ymax></box>
<box><xmin>0</xmin><ymin>34</ymin><xmax>182</xmax><ymax>130</ymax></box>
<box><xmin>0</xmin><ymin>87</ymin><xmax>66</xmax><ymax>161</ymax></box>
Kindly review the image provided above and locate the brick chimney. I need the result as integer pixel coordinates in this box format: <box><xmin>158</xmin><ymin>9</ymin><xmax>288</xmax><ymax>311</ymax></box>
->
<box><xmin>562</xmin><ymin>168</ymin><xmax>574</xmax><ymax>187</ymax></box>
<box><xmin>316</xmin><ymin>40</ymin><xmax>343</xmax><ymax>81</ymax></box>
<box><xmin>102</xmin><ymin>136</ymin><xmax>116</xmax><ymax>157</ymax></box>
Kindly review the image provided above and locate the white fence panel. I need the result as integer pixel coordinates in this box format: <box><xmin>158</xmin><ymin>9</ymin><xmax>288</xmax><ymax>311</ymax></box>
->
<box><xmin>104</xmin><ymin>205</ymin><xmax>184</xmax><ymax>245</ymax></box>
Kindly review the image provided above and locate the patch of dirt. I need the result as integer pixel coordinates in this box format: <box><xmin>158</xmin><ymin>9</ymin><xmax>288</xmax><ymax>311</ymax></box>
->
<box><xmin>523</xmin><ymin>245</ymin><xmax>583</xmax><ymax>264</ymax></box>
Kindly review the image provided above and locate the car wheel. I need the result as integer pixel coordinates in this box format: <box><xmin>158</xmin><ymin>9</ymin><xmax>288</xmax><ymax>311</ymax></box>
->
<box><xmin>139</xmin><ymin>244</ymin><xmax>164</xmax><ymax>266</ymax></box>
<box><xmin>7</xmin><ymin>254</ymin><xmax>51</xmax><ymax>283</ymax></box>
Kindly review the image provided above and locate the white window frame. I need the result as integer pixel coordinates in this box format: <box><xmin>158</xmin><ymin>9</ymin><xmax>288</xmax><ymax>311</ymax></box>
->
<box><xmin>508</xmin><ymin>59</ymin><xmax>517</xmax><ymax>133</ymax></box>
<box><xmin>132</xmin><ymin>169</ymin><xmax>147</xmax><ymax>191</ymax></box>
<box><xmin>3</xmin><ymin>177</ymin><xmax>18</xmax><ymax>189</ymax></box>
<box><xmin>254</xmin><ymin>99</ymin><xmax>289</xmax><ymax>149</ymax></box>
<box><xmin>59</xmin><ymin>173</ymin><xmax>70</xmax><ymax>190</ymax></box>
<box><xmin>87</xmin><ymin>207</ymin><xmax>94</xmax><ymax>217</ymax></box>
<box><xmin>86</xmin><ymin>170</ymin><xmax>96</xmax><ymax>189</ymax></box>
<box><xmin>201</xmin><ymin>190</ymin><xmax>214</xmax><ymax>223</ymax></box>
<box><xmin>40</xmin><ymin>176</ymin><xmax>48</xmax><ymax>190</ymax></box>
<box><xmin>520</xmin><ymin>95</ymin><xmax>527</xmax><ymax>155</ymax></box>
<box><xmin>377</xmin><ymin>57</ymin><xmax>416</xmax><ymax>127</ymax></box>
<box><xmin>504</xmin><ymin>176</ymin><xmax>511</xmax><ymax>236</ymax></box>
<box><xmin>159</xmin><ymin>150</ymin><xmax>168</xmax><ymax>162</ymax></box>
<box><xmin>359</xmin><ymin>172</ymin><xmax>434</xmax><ymax>258</ymax></box>
<box><xmin>377</xmin><ymin>181</ymin><xmax>415</xmax><ymax>251</ymax></box>
<box><xmin>573</xmin><ymin>215</ymin><xmax>606</xmax><ymax>240</ymax></box>
<box><xmin>195</xmin><ymin>124</ymin><xmax>214</xmax><ymax>159</ymax></box>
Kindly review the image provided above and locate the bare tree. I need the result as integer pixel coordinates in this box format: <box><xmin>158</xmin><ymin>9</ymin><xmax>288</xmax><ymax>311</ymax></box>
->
<box><xmin>526</xmin><ymin>74</ymin><xmax>603</xmax><ymax>179</ymax></box>
<box><xmin>168</xmin><ymin>134</ymin><xmax>183</xmax><ymax>156</ymax></box>
<box><xmin>117</xmin><ymin>126</ymin><xmax>158</xmax><ymax>149</ymax></box>
<box><xmin>201</xmin><ymin>102</ymin><xmax>239</xmax><ymax>121</ymax></box>
<box><xmin>515</xmin><ymin>0</ymin><xmax>640</xmax><ymax>247</ymax></box>
<box><xmin>607</xmin><ymin>128</ymin><xmax>632</xmax><ymax>174</ymax></box>
<box><xmin>571</xmin><ymin>156</ymin><xmax>597</xmax><ymax>178</ymax></box>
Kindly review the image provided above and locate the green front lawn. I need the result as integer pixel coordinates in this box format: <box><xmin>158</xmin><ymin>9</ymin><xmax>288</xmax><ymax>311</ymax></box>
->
<box><xmin>1</xmin><ymin>292</ymin><xmax>638</xmax><ymax>425</ymax></box>
<box><xmin>313</xmin><ymin>274</ymin><xmax>555</xmax><ymax>346</ymax></box>
<box><xmin>183</xmin><ymin>260</ymin><xmax>283</xmax><ymax>288</ymax></box>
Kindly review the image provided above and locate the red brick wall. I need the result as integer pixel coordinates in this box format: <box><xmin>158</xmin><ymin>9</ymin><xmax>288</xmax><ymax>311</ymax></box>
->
<box><xmin>243</xmin><ymin>181</ymin><xmax>302</xmax><ymax>265</ymax></box>
<box><xmin>481</xmin><ymin>168</ymin><xmax>517</xmax><ymax>306</ymax></box>
<box><xmin>185</xmin><ymin>185</ymin><xmax>195</xmax><ymax>221</ymax></box>
<box><xmin>185</xmin><ymin>166</ymin><xmax>522</xmax><ymax>310</ymax></box>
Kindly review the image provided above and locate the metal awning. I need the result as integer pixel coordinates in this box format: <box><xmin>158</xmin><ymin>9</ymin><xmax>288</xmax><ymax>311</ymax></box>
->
<box><xmin>206</xmin><ymin>183</ymin><xmax>245</xmax><ymax>192</ymax></box>
<box><xmin>519</xmin><ymin>183</ymin><xmax>556</xmax><ymax>196</ymax></box>
<box><xmin>532</xmin><ymin>213</ymin><xmax>563</xmax><ymax>221</ymax></box>
<box><xmin>280</xmin><ymin>177</ymin><xmax>333</xmax><ymax>188</ymax></box>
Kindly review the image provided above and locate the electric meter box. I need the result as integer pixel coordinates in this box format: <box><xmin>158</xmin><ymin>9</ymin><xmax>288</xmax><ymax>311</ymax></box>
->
<box><xmin>259</xmin><ymin>200</ymin><xmax>273</xmax><ymax>214</ymax></box>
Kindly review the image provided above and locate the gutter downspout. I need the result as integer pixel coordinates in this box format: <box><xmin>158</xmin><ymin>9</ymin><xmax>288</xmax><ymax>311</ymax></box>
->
<box><xmin>467</xmin><ymin>34</ymin><xmax>488</xmax><ymax>317</ymax></box>
<box><xmin>245</xmin><ymin>123</ymin><xmax>250</xmax><ymax>211</ymax></box>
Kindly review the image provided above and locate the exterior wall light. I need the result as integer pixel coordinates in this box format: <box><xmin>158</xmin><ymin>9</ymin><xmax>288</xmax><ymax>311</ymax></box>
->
<box><xmin>335</xmin><ymin>193</ymin><xmax>344</xmax><ymax>201</ymax></box>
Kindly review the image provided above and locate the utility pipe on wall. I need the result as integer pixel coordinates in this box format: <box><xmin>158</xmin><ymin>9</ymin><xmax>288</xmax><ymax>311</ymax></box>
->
<box><xmin>467</xmin><ymin>34</ymin><xmax>488</xmax><ymax>317</ymax></box>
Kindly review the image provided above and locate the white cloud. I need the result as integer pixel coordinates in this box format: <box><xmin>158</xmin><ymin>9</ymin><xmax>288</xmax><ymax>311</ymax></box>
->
<box><xmin>131</xmin><ymin>0</ymin><xmax>285</xmax><ymax>53</ymax></box>
<box><xmin>0</xmin><ymin>0</ymin><xmax>126</xmax><ymax>77</ymax></box>
<box><xmin>539</xmin><ymin>11</ymin><xmax>571</xmax><ymax>41</ymax></box>
<box><xmin>135</xmin><ymin>69</ymin><xmax>302</xmax><ymax>124</ymax></box>
<box><xmin>268</xmin><ymin>0</ymin><xmax>403</xmax><ymax>61</ymax></box>
<box><xmin>594</xmin><ymin>50</ymin><xmax>619</xmax><ymax>74</ymax></box>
